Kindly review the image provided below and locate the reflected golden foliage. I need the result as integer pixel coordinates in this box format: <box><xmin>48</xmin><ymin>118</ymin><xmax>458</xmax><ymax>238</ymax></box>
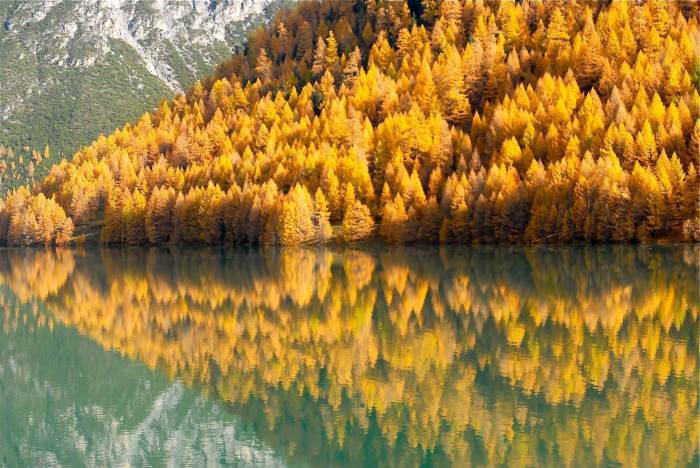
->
<box><xmin>0</xmin><ymin>245</ymin><xmax>697</xmax><ymax>466</ymax></box>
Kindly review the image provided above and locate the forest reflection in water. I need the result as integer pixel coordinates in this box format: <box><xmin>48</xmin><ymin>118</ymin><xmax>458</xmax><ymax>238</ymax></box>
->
<box><xmin>0</xmin><ymin>245</ymin><xmax>697</xmax><ymax>467</ymax></box>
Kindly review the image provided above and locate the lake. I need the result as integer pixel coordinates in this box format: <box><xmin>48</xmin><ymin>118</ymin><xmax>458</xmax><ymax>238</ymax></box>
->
<box><xmin>0</xmin><ymin>245</ymin><xmax>697</xmax><ymax>467</ymax></box>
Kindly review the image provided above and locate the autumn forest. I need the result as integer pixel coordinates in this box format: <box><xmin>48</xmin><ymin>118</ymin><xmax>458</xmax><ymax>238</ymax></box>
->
<box><xmin>1</xmin><ymin>0</ymin><xmax>699</xmax><ymax>246</ymax></box>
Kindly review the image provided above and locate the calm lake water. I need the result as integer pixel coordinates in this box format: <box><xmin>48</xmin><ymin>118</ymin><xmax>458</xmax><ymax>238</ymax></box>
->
<box><xmin>0</xmin><ymin>245</ymin><xmax>697</xmax><ymax>467</ymax></box>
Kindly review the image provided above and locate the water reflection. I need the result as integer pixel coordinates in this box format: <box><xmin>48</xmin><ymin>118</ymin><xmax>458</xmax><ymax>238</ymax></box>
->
<box><xmin>0</xmin><ymin>245</ymin><xmax>697</xmax><ymax>467</ymax></box>
<box><xmin>0</xmin><ymin>282</ymin><xmax>283</xmax><ymax>467</ymax></box>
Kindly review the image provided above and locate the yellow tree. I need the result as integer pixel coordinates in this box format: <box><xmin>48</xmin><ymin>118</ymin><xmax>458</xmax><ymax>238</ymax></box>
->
<box><xmin>312</xmin><ymin>37</ymin><xmax>327</xmax><ymax>77</ymax></box>
<box><xmin>342</xmin><ymin>200</ymin><xmax>374</xmax><ymax>242</ymax></box>
<box><xmin>545</xmin><ymin>8</ymin><xmax>570</xmax><ymax>71</ymax></box>
<box><xmin>313</xmin><ymin>188</ymin><xmax>333</xmax><ymax>241</ymax></box>
<box><xmin>255</xmin><ymin>48</ymin><xmax>273</xmax><ymax>83</ymax></box>
<box><xmin>125</xmin><ymin>189</ymin><xmax>147</xmax><ymax>244</ymax></box>
<box><xmin>574</xmin><ymin>11</ymin><xmax>603</xmax><ymax>89</ymax></box>
<box><xmin>146</xmin><ymin>186</ymin><xmax>175</xmax><ymax>244</ymax></box>
<box><xmin>380</xmin><ymin>193</ymin><xmax>408</xmax><ymax>243</ymax></box>
<box><xmin>325</xmin><ymin>31</ymin><xmax>340</xmax><ymax>74</ymax></box>
<box><xmin>636</xmin><ymin>120</ymin><xmax>658</xmax><ymax>167</ymax></box>
<box><xmin>278</xmin><ymin>184</ymin><xmax>315</xmax><ymax>246</ymax></box>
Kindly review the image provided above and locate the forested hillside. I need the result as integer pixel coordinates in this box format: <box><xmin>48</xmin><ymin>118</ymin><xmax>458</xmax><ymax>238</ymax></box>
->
<box><xmin>0</xmin><ymin>0</ymin><xmax>289</xmax><ymax>195</ymax></box>
<box><xmin>1</xmin><ymin>0</ymin><xmax>699</xmax><ymax>246</ymax></box>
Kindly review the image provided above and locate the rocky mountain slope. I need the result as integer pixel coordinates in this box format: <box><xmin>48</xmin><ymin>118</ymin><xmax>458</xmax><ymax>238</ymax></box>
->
<box><xmin>0</xmin><ymin>0</ymin><xmax>288</xmax><ymax>171</ymax></box>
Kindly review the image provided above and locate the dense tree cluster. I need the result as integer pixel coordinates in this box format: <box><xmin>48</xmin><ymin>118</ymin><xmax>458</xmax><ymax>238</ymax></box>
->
<box><xmin>0</xmin><ymin>144</ymin><xmax>53</xmax><ymax>196</ymax></box>
<box><xmin>0</xmin><ymin>246</ymin><xmax>697</xmax><ymax>465</ymax></box>
<box><xmin>1</xmin><ymin>0</ymin><xmax>699</xmax><ymax>245</ymax></box>
<box><xmin>0</xmin><ymin>187</ymin><xmax>73</xmax><ymax>246</ymax></box>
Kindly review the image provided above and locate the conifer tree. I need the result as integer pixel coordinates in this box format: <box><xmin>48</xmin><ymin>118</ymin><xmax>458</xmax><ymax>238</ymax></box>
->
<box><xmin>324</xmin><ymin>31</ymin><xmax>340</xmax><ymax>73</ymax></box>
<box><xmin>575</xmin><ymin>12</ymin><xmax>603</xmax><ymax>89</ymax></box>
<box><xmin>275</xmin><ymin>184</ymin><xmax>314</xmax><ymax>245</ymax></box>
<box><xmin>312</xmin><ymin>37</ymin><xmax>327</xmax><ymax>76</ymax></box>
<box><xmin>313</xmin><ymin>188</ymin><xmax>333</xmax><ymax>241</ymax></box>
<box><xmin>126</xmin><ymin>189</ymin><xmax>147</xmax><ymax>245</ymax></box>
<box><xmin>255</xmin><ymin>48</ymin><xmax>273</xmax><ymax>83</ymax></box>
<box><xmin>380</xmin><ymin>193</ymin><xmax>408</xmax><ymax>243</ymax></box>
<box><xmin>342</xmin><ymin>200</ymin><xmax>374</xmax><ymax>242</ymax></box>
<box><xmin>146</xmin><ymin>187</ymin><xmax>175</xmax><ymax>244</ymax></box>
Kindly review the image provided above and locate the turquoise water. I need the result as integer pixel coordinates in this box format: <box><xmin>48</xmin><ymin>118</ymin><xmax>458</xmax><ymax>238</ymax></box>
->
<box><xmin>0</xmin><ymin>245</ymin><xmax>697</xmax><ymax>467</ymax></box>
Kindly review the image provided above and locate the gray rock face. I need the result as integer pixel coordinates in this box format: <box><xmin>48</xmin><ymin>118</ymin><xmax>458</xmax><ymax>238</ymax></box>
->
<box><xmin>3</xmin><ymin>0</ymin><xmax>276</xmax><ymax>91</ymax></box>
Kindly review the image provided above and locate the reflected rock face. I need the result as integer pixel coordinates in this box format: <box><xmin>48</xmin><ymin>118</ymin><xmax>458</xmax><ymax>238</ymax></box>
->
<box><xmin>0</xmin><ymin>245</ymin><xmax>698</xmax><ymax>467</ymax></box>
<box><xmin>0</xmin><ymin>288</ymin><xmax>283</xmax><ymax>467</ymax></box>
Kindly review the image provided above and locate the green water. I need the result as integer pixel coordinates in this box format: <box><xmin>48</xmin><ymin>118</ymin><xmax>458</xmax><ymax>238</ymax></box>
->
<box><xmin>0</xmin><ymin>245</ymin><xmax>697</xmax><ymax>467</ymax></box>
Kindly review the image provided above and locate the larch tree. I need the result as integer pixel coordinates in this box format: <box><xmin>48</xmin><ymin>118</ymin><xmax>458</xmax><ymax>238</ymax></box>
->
<box><xmin>342</xmin><ymin>200</ymin><xmax>374</xmax><ymax>242</ymax></box>
<box><xmin>313</xmin><ymin>188</ymin><xmax>333</xmax><ymax>241</ymax></box>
